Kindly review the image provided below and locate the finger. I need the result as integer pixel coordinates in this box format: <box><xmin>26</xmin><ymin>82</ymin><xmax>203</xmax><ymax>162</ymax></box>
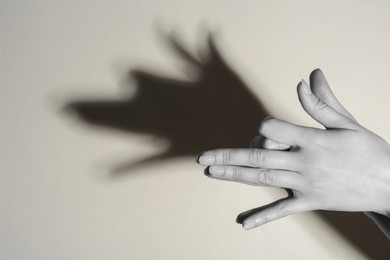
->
<box><xmin>236</xmin><ymin>191</ymin><xmax>294</xmax><ymax>224</ymax></box>
<box><xmin>198</xmin><ymin>148</ymin><xmax>300</xmax><ymax>171</ymax></box>
<box><xmin>310</xmin><ymin>69</ymin><xmax>356</xmax><ymax>122</ymax></box>
<box><xmin>207</xmin><ymin>165</ymin><xmax>303</xmax><ymax>189</ymax></box>
<box><xmin>259</xmin><ymin>117</ymin><xmax>314</xmax><ymax>146</ymax></box>
<box><xmin>250</xmin><ymin>135</ymin><xmax>291</xmax><ymax>150</ymax></box>
<box><xmin>297</xmin><ymin>80</ymin><xmax>358</xmax><ymax>130</ymax></box>
<box><xmin>166</xmin><ymin>31</ymin><xmax>203</xmax><ymax>68</ymax></box>
<box><xmin>239</xmin><ymin>198</ymin><xmax>309</xmax><ymax>230</ymax></box>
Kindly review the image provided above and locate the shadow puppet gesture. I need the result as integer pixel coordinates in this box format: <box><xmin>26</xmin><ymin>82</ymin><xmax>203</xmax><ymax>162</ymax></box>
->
<box><xmin>65</xmin><ymin>32</ymin><xmax>266</xmax><ymax>175</ymax></box>
<box><xmin>198</xmin><ymin>69</ymin><xmax>390</xmax><ymax>236</ymax></box>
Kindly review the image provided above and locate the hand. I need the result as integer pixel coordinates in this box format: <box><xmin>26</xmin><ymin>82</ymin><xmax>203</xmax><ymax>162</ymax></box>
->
<box><xmin>197</xmin><ymin>69</ymin><xmax>390</xmax><ymax>230</ymax></box>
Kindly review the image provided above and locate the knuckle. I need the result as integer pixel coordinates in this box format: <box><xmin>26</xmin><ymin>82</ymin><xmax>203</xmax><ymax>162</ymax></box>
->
<box><xmin>262</xmin><ymin>214</ymin><xmax>270</xmax><ymax>223</ymax></box>
<box><xmin>276</xmin><ymin>203</ymin><xmax>289</xmax><ymax>217</ymax></box>
<box><xmin>305</xmin><ymin>128</ymin><xmax>321</xmax><ymax>144</ymax></box>
<box><xmin>308</xmin><ymin>129</ymin><xmax>331</xmax><ymax>148</ymax></box>
<box><xmin>221</xmin><ymin>149</ymin><xmax>230</xmax><ymax>164</ymax></box>
<box><xmin>256</xmin><ymin>215</ymin><xmax>269</xmax><ymax>225</ymax></box>
<box><xmin>258</xmin><ymin>169</ymin><xmax>273</xmax><ymax>185</ymax></box>
<box><xmin>249</xmin><ymin>149</ymin><xmax>267</xmax><ymax>166</ymax></box>
<box><xmin>231</xmin><ymin>167</ymin><xmax>241</xmax><ymax>180</ymax></box>
<box><xmin>314</xmin><ymin>98</ymin><xmax>328</xmax><ymax>111</ymax></box>
<box><xmin>319</xmin><ymin>90</ymin><xmax>331</xmax><ymax>103</ymax></box>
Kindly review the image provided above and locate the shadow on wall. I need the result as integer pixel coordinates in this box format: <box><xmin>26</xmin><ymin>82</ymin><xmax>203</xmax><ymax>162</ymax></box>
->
<box><xmin>65</xmin><ymin>32</ymin><xmax>265</xmax><ymax>174</ymax></box>
<box><xmin>64</xmin><ymin>31</ymin><xmax>390</xmax><ymax>259</ymax></box>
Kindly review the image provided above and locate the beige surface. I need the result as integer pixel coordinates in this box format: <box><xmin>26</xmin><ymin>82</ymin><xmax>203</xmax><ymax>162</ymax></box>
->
<box><xmin>2</xmin><ymin>0</ymin><xmax>390</xmax><ymax>259</ymax></box>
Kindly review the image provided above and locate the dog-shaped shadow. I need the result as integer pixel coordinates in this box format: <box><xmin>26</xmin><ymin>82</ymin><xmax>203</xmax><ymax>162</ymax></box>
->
<box><xmin>64</xmin><ymin>32</ymin><xmax>390</xmax><ymax>259</ymax></box>
<box><xmin>66</xmin><ymin>33</ymin><xmax>266</xmax><ymax>174</ymax></box>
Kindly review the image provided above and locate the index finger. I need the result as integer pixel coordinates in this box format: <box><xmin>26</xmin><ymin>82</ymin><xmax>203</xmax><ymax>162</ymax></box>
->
<box><xmin>197</xmin><ymin>148</ymin><xmax>300</xmax><ymax>171</ymax></box>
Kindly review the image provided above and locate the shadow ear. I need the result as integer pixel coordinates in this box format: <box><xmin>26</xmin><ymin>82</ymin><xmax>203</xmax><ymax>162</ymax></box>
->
<box><xmin>157</xmin><ymin>29</ymin><xmax>203</xmax><ymax>69</ymax></box>
<box><xmin>207</xmin><ymin>32</ymin><xmax>225</xmax><ymax>64</ymax></box>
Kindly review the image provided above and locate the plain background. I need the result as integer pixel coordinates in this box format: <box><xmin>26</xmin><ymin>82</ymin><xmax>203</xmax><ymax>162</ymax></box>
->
<box><xmin>2</xmin><ymin>0</ymin><xmax>390</xmax><ymax>259</ymax></box>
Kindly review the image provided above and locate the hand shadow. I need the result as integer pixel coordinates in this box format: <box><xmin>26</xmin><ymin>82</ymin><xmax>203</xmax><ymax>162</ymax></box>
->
<box><xmin>65</xmin><ymin>32</ymin><xmax>266</xmax><ymax>174</ymax></box>
<box><xmin>63</xmin><ymin>31</ymin><xmax>390</xmax><ymax>259</ymax></box>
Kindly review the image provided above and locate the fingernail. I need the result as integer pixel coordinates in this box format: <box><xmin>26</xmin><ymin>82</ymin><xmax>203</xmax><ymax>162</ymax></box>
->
<box><xmin>279</xmin><ymin>143</ymin><xmax>291</xmax><ymax>149</ymax></box>
<box><xmin>301</xmin><ymin>79</ymin><xmax>311</xmax><ymax>95</ymax></box>
<box><xmin>243</xmin><ymin>219</ymin><xmax>255</xmax><ymax>230</ymax></box>
<box><xmin>209</xmin><ymin>166</ymin><xmax>225</xmax><ymax>176</ymax></box>
<box><xmin>199</xmin><ymin>153</ymin><xmax>215</xmax><ymax>165</ymax></box>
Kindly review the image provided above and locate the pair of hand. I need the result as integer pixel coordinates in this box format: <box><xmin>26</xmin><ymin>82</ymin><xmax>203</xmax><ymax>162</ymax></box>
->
<box><xmin>197</xmin><ymin>69</ymin><xmax>390</xmax><ymax>230</ymax></box>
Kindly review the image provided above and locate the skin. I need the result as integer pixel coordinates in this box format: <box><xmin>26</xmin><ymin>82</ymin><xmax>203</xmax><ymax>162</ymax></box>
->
<box><xmin>197</xmin><ymin>69</ymin><xmax>390</xmax><ymax>237</ymax></box>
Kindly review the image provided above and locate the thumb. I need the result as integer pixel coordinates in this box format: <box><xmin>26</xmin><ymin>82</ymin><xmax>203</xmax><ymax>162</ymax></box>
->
<box><xmin>297</xmin><ymin>80</ymin><xmax>357</xmax><ymax>129</ymax></box>
<box><xmin>309</xmin><ymin>69</ymin><xmax>356</xmax><ymax>122</ymax></box>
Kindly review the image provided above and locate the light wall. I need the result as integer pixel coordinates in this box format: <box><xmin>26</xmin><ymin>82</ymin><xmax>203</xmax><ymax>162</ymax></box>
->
<box><xmin>1</xmin><ymin>1</ymin><xmax>390</xmax><ymax>259</ymax></box>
